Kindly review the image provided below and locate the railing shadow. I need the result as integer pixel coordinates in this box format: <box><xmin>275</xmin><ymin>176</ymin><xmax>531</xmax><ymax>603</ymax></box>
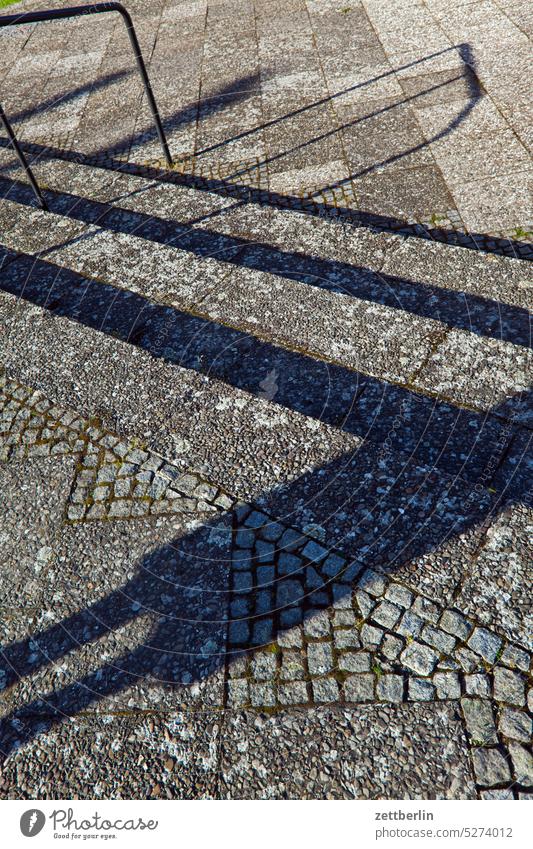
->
<box><xmin>0</xmin><ymin>382</ymin><xmax>530</xmax><ymax>756</ymax></box>
<box><xmin>0</xmin><ymin>174</ymin><xmax>530</xmax><ymax>348</ymax></box>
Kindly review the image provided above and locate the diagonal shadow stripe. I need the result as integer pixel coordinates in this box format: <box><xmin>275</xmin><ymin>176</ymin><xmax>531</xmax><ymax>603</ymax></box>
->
<box><xmin>0</xmin><ymin>381</ymin><xmax>530</xmax><ymax>753</ymax></box>
<box><xmin>0</xmin><ymin>240</ymin><xmax>530</xmax><ymax>496</ymax></box>
<box><xmin>0</xmin><ymin>175</ymin><xmax>530</xmax><ymax>348</ymax></box>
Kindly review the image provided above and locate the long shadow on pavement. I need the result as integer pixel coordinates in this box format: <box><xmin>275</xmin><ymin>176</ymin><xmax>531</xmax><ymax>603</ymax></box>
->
<box><xmin>0</xmin><ymin>385</ymin><xmax>530</xmax><ymax>756</ymax></box>
<box><xmin>0</xmin><ymin>175</ymin><xmax>530</xmax><ymax>348</ymax></box>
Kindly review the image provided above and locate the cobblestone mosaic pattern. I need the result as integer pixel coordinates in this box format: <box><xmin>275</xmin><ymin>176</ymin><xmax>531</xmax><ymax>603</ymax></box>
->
<box><xmin>0</xmin><ymin>372</ymin><xmax>234</xmax><ymax>523</ymax></box>
<box><xmin>1</xmin><ymin>374</ymin><xmax>531</xmax><ymax>798</ymax></box>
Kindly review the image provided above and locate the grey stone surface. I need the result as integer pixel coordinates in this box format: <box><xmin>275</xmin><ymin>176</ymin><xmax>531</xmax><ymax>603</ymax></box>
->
<box><xmin>360</xmin><ymin>624</ymin><xmax>384</xmax><ymax>649</ymax></box>
<box><xmin>227</xmin><ymin>679</ymin><xmax>249</xmax><ymax>708</ymax></box>
<box><xmin>439</xmin><ymin>609</ymin><xmax>473</xmax><ymax>642</ymax></box>
<box><xmin>1</xmin><ymin>507</ymin><xmax>231</xmax><ymax>714</ymax></box>
<box><xmin>3</xmin><ymin>0</ymin><xmax>531</xmax><ymax>247</ymax></box>
<box><xmin>278</xmin><ymin>681</ymin><xmax>309</xmax><ymax>706</ymax></box>
<box><xmin>219</xmin><ymin>704</ymin><xmax>476</xmax><ymax>799</ymax></box>
<box><xmin>455</xmin><ymin>648</ymin><xmax>486</xmax><ymax>674</ymax></box>
<box><xmin>338</xmin><ymin>652</ymin><xmax>371</xmax><ymax>673</ymax></box>
<box><xmin>251</xmin><ymin>652</ymin><xmax>277</xmax><ymax>682</ymax></box>
<box><xmin>307</xmin><ymin>643</ymin><xmax>333</xmax><ymax>676</ymax></box>
<box><xmin>400</xmin><ymin>641</ymin><xmax>440</xmax><ymax>676</ymax></box>
<box><xmin>381</xmin><ymin>634</ymin><xmax>404</xmax><ymax>661</ymax></box>
<box><xmin>0</xmin><ymin>713</ymin><xmax>220</xmax><ymax>799</ymax></box>
<box><xmin>358</xmin><ymin>569</ymin><xmax>387</xmax><ymax>598</ymax></box>
<box><xmin>344</xmin><ymin>674</ymin><xmax>375</xmax><ymax>703</ymax></box>
<box><xmin>334</xmin><ymin>628</ymin><xmax>361</xmax><ymax>650</ymax></box>
<box><xmin>481</xmin><ymin>789</ymin><xmax>515</xmax><ymax>800</ymax></box>
<box><xmin>493</xmin><ymin>667</ymin><xmax>526</xmax><ymax>707</ymax></box>
<box><xmin>397</xmin><ymin>611</ymin><xmax>425</xmax><ymax>640</ymax></box>
<box><xmin>0</xmin><ymin>292</ymin><xmax>358</xmax><ymax>507</ymax></box>
<box><xmin>372</xmin><ymin>600</ymin><xmax>402</xmax><ymax>630</ymax></box>
<box><xmin>355</xmin><ymin>590</ymin><xmax>375</xmax><ymax>619</ymax></box>
<box><xmin>301</xmin><ymin>539</ymin><xmax>328</xmax><ymax>563</ymax></box>
<box><xmin>408</xmin><ymin>678</ymin><xmax>436</xmax><ymax>702</ymax></box>
<box><xmin>303</xmin><ymin>609</ymin><xmax>331</xmax><ymax>638</ymax></box>
<box><xmin>312</xmin><ymin>677</ymin><xmax>340</xmax><ymax>704</ymax></box>
<box><xmin>433</xmin><ymin>672</ymin><xmax>461</xmax><ymax>700</ymax></box>
<box><xmin>411</xmin><ymin>596</ymin><xmax>441</xmax><ymax>624</ymax></box>
<box><xmin>280</xmin><ymin>649</ymin><xmax>305</xmax><ymax>682</ymax></box>
<box><xmin>376</xmin><ymin>674</ymin><xmax>404</xmax><ymax>703</ymax></box>
<box><xmin>501</xmin><ymin>644</ymin><xmax>530</xmax><ymax>674</ymax></box>
<box><xmin>413</xmin><ymin>331</ymin><xmax>532</xmax><ymax>416</ymax></box>
<box><xmin>0</xmin><ymin>455</ymin><xmax>76</xmax><ymax>608</ymax></box>
<box><xmin>455</xmin><ymin>505</ymin><xmax>533</xmax><ymax>649</ymax></box>
<box><xmin>421</xmin><ymin>625</ymin><xmax>456</xmax><ymax>655</ymax></box>
<box><xmin>250</xmin><ymin>682</ymin><xmax>276</xmax><ymax>708</ymax></box>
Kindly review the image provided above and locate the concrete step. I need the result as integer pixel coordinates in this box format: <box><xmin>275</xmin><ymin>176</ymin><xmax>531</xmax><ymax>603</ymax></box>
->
<box><xmin>0</xmin><ymin>155</ymin><xmax>530</xmax><ymax>401</ymax></box>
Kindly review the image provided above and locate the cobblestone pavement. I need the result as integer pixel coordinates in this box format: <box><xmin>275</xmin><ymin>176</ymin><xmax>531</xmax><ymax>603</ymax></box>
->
<box><xmin>0</xmin><ymin>0</ymin><xmax>531</xmax><ymax>253</ymax></box>
<box><xmin>0</xmin><ymin>0</ymin><xmax>531</xmax><ymax>802</ymax></box>
<box><xmin>0</xmin><ymin>369</ymin><xmax>531</xmax><ymax>799</ymax></box>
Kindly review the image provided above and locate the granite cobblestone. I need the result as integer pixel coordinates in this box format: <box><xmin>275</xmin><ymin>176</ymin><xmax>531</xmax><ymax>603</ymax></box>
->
<box><xmin>1</xmin><ymin>354</ymin><xmax>531</xmax><ymax>799</ymax></box>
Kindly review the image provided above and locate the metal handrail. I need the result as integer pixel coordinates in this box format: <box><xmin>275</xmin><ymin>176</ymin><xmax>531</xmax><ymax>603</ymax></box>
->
<box><xmin>0</xmin><ymin>3</ymin><xmax>172</xmax><ymax>211</ymax></box>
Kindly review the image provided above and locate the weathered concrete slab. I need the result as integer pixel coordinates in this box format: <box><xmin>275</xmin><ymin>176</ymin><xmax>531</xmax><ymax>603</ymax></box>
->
<box><xmin>219</xmin><ymin>704</ymin><xmax>476</xmax><ymax>799</ymax></box>
<box><xmin>0</xmin><ymin>712</ymin><xmax>221</xmax><ymax>799</ymax></box>
<box><xmin>2</xmin><ymin>0</ymin><xmax>531</xmax><ymax>241</ymax></box>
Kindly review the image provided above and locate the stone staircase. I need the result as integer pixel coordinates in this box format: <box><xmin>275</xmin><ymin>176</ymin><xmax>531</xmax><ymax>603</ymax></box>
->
<box><xmin>0</xmin><ymin>149</ymin><xmax>531</xmax><ymax>491</ymax></box>
<box><xmin>0</xmin><ymin>145</ymin><xmax>531</xmax><ymax>798</ymax></box>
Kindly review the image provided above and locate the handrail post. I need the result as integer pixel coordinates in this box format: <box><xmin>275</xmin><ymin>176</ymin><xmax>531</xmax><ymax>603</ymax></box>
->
<box><xmin>0</xmin><ymin>3</ymin><xmax>173</xmax><ymax>210</ymax></box>
<box><xmin>118</xmin><ymin>5</ymin><xmax>172</xmax><ymax>166</ymax></box>
<box><xmin>0</xmin><ymin>102</ymin><xmax>48</xmax><ymax>210</ymax></box>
